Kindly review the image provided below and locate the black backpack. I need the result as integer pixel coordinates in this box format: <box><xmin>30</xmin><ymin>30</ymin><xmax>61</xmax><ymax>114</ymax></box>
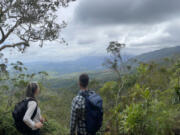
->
<box><xmin>12</xmin><ymin>98</ymin><xmax>38</xmax><ymax>134</ymax></box>
<box><xmin>81</xmin><ymin>91</ymin><xmax>103</xmax><ymax>134</ymax></box>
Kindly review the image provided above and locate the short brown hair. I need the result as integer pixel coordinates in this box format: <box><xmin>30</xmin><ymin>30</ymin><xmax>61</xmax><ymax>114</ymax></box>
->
<box><xmin>79</xmin><ymin>74</ymin><xmax>89</xmax><ymax>88</ymax></box>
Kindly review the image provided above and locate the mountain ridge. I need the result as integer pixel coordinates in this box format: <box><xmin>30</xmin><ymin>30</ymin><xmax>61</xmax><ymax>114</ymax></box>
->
<box><xmin>24</xmin><ymin>46</ymin><xmax>180</xmax><ymax>75</ymax></box>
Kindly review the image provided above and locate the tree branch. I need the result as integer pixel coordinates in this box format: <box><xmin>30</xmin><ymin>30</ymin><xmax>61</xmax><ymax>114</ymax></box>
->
<box><xmin>0</xmin><ymin>42</ymin><xmax>29</xmax><ymax>51</ymax></box>
<box><xmin>1</xmin><ymin>0</ymin><xmax>14</xmax><ymax>15</ymax></box>
<box><xmin>0</xmin><ymin>19</ymin><xmax>22</xmax><ymax>44</ymax></box>
<box><xmin>0</xmin><ymin>27</ymin><xmax>5</xmax><ymax>39</ymax></box>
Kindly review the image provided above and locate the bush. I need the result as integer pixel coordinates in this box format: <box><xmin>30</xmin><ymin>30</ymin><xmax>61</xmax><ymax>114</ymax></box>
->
<box><xmin>119</xmin><ymin>86</ymin><xmax>175</xmax><ymax>135</ymax></box>
<box><xmin>41</xmin><ymin>119</ymin><xmax>69</xmax><ymax>135</ymax></box>
<box><xmin>0</xmin><ymin>109</ymin><xmax>20</xmax><ymax>135</ymax></box>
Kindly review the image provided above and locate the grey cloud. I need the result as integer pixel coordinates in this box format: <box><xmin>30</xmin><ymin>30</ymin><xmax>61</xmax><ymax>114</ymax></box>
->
<box><xmin>5</xmin><ymin>0</ymin><xmax>180</xmax><ymax>63</ymax></box>
<box><xmin>165</xmin><ymin>23</ymin><xmax>180</xmax><ymax>42</ymax></box>
<box><xmin>77</xmin><ymin>38</ymin><xmax>96</xmax><ymax>45</ymax></box>
<box><xmin>151</xmin><ymin>22</ymin><xmax>180</xmax><ymax>47</ymax></box>
<box><xmin>75</xmin><ymin>0</ymin><xmax>180</xmax><ymax>25</ymax></box>
<box><xmin>130</xmin><ymin>22</ymin><xmax>180</xmax><ymax>49</ymax></box>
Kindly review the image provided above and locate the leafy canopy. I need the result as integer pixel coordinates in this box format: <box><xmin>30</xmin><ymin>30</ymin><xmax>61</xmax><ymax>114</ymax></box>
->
<box><xmin>0</xmin><ymin>0</ymin><xmax>75</xmax><ymax>52</ymax></box>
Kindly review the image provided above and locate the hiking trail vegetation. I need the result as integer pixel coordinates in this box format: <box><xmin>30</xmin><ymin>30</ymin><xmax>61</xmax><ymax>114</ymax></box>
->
<box><xmin>1</xmin><ymin>1</ymin><xmax>180</xmax><ymax>135</ymax></box>
<box><xmin>0</xmin><ymin>42</ymin><xmax>180</xmax><ymax>135</ymax></box>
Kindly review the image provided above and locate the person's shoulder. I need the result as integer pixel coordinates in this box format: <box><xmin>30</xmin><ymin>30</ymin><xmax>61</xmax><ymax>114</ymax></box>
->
<box><xmin>28</xmin><ymin>100</ymin><xmax>37</xmax><ymax>107</ymax></box>
<box><xmin>73</xmin><ymin>95</ymin><xmax>84</xmax><ymax>103</ymax></box>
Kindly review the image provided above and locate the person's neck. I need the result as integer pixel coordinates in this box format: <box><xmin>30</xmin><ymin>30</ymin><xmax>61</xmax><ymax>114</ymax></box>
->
<box><xmin>80</xmin><ymin>87</ymin><xmax>88</xmax><ymax>91</ymax></box>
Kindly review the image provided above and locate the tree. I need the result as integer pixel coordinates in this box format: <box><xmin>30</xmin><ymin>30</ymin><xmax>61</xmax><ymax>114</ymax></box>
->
<box><xmin>0</xmin><ymin>0</ymin><xmax>74</xmax><ymax>52</ymax></box>
<box><xmin>103</xmin><ymin>41</ymin><xmax>127</xmax><ymax>134</ymax></box>
<box><xmin>104</xmin><ymin>41</ymin><xmax>126</xmax><ymax>80</ymax></box>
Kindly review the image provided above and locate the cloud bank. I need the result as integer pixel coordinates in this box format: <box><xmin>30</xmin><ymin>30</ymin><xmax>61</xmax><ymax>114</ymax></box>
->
<box><xmin>4</xmin><ymin>0</ymin><xmax>180</xmax><ymax>62</ymax></box>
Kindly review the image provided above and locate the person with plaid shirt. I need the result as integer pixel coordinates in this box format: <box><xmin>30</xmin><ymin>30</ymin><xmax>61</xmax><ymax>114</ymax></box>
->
<box><xmin>70</xmin><ymin>74</ymin><xmax>96</xmax><ymax>135</ymax></box>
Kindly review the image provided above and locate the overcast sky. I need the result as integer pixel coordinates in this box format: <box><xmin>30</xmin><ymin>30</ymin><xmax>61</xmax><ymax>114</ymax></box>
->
<box><xmin>4</xmin><ymin>0</ymin><xmax>180</xmax><ymax>62</ymax></box>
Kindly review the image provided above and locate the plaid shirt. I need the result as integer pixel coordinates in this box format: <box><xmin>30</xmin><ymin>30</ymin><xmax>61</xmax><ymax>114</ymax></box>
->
<box><xmin>70</xmin><ymin>90</ymin><xmax>94</xmax><ymax>135</ymax></box>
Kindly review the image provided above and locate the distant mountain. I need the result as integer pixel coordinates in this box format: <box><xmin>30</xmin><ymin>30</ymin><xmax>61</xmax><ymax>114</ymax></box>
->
<box><xmin>24</xmin><ymin>46</ymin><xmax>180</xmax><ymax>75</ymax></box>
<box><xmin>37</xmin><ymin>46</ymin><xmax>180</xmax><ymax>90</ymax></box>
<box><xmin>133</xmin><ymin>46</ymin><xmax>180</xmax><ymax>63</ymax></box>
<box><xmin>24</xmin><ymin>56</ymin><xmax>107</xmax><ymax>75</ymax></box>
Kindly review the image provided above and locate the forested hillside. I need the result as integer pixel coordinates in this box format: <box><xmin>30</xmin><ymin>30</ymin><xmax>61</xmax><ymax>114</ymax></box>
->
<box><xmin>40</xmin><ymin>46</ymin><xmax>180</xmax><ymax>90</ymax></box>
<box><xmin>1</xmin><ymin>43</ymin><xmax>180</xmax><ymax>135</ymax></box>
<box><xmin>129</xmin><ymin>46</ymin><xmax>180</xmax><ymax>64</ymax></box>
<box><xmin>1</xmin><ymin>0</ymin><xmax>180</xmax><ymax>135</ymax></box>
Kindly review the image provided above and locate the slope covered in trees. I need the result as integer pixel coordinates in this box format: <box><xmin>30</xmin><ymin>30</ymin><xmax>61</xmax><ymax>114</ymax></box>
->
<box><xmin>0</xmin><ymin>1</ymin><xmax>180</xmax><ymax>135</ymax></box>
<box><xmin>0</xmin><ymin>43</ymin><xmax>180</xmax><ymax>135</ymax></box>
<box><xmin>129</xmin><ymin>46</ymin><xmax>180</xmax><ymax>64</ymax></box>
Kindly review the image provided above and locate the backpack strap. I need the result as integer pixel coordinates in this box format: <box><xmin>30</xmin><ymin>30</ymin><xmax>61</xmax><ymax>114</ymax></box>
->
<box><xmin>31</xmin><ymin>105</ymin><xmax>38</xmax><ymax>120</ymax></box>
<box><xmin>26</xmin><ymin>98</ymin><xmax>38</xmax><ymax>120</ymax></box>
<box><xmin>80</xmin><ymin>92</ymin><xmax>88</xmax><ymax>98</ymax></box>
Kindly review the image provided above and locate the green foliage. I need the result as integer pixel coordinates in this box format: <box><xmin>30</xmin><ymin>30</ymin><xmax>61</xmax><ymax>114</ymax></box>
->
<box><xmin>1</xmin><ymin>56</ymin><xmax>180</xmax><ymax>135</ymax></box>
<box><xmin>0</xmin><ymin>0</ymin><xmax>73</xmax><ymax>52</ymax></box>
<box><xmin>0</xmin><ymin>109</ymin><xmax>20</xmax><ymax>135</ymax></box>
<box><xmin>100</xmin><ymin>81</ymin><xmax>118</xmax><ymax>105</ymax></box>
<box><xmin>0</xmin><ymin>62</ymin><xmax>70</xmax><ymax>135</ymax></box>
<box><xmin>101</xmin><ymin>58</ymin><xmax>180</xmax><ymax>135</ymax></box>
<box><xmin>119</xmin><ymin>86</ymin><xmax>175</xmax><ymax>135</ymax></box>
<box><xmin>120</xmin><ymin>103</ymin><xmax>145</xmax><ymax>134</ymax></box>
<box><xmin>41</xmin><ymin>120</ymin><xmax>68</xmax><ymax>135</ymax></box>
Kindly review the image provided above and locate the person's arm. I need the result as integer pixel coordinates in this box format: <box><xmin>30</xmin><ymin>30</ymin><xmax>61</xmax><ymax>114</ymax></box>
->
<box><xmin>70</xmin><ymin>98</ymin><xmax>78</xmax><ymax>135</ymax></box>
<box><xmin>23</xmin><ymin>101</ymin><xmax>43</xmax><ymax>129</ymax></box>
<box><xmin>37</xmin><ymin>108</ymin><xmax>45</xmax><ymax>123</ymax></box>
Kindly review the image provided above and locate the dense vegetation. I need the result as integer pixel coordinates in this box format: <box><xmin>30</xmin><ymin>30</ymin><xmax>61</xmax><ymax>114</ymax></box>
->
<box><xmin>0</xmin><ymin>61</ymin><xmax>74</xmax><ymax>135</ymax></box>
<box><xmin>0</xmin><ymin>43</ymin><xmax>180</xmax><ymax>135</ymax></box>
<box><xmin>100</xmin><ymin>59</ymin><xmax>180</xmax><ymax>135</ymax></box>
<box><xmin>1</xmin><ymin>1</ymin><xmax>180</xmax><ymax>135</ymax></box>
